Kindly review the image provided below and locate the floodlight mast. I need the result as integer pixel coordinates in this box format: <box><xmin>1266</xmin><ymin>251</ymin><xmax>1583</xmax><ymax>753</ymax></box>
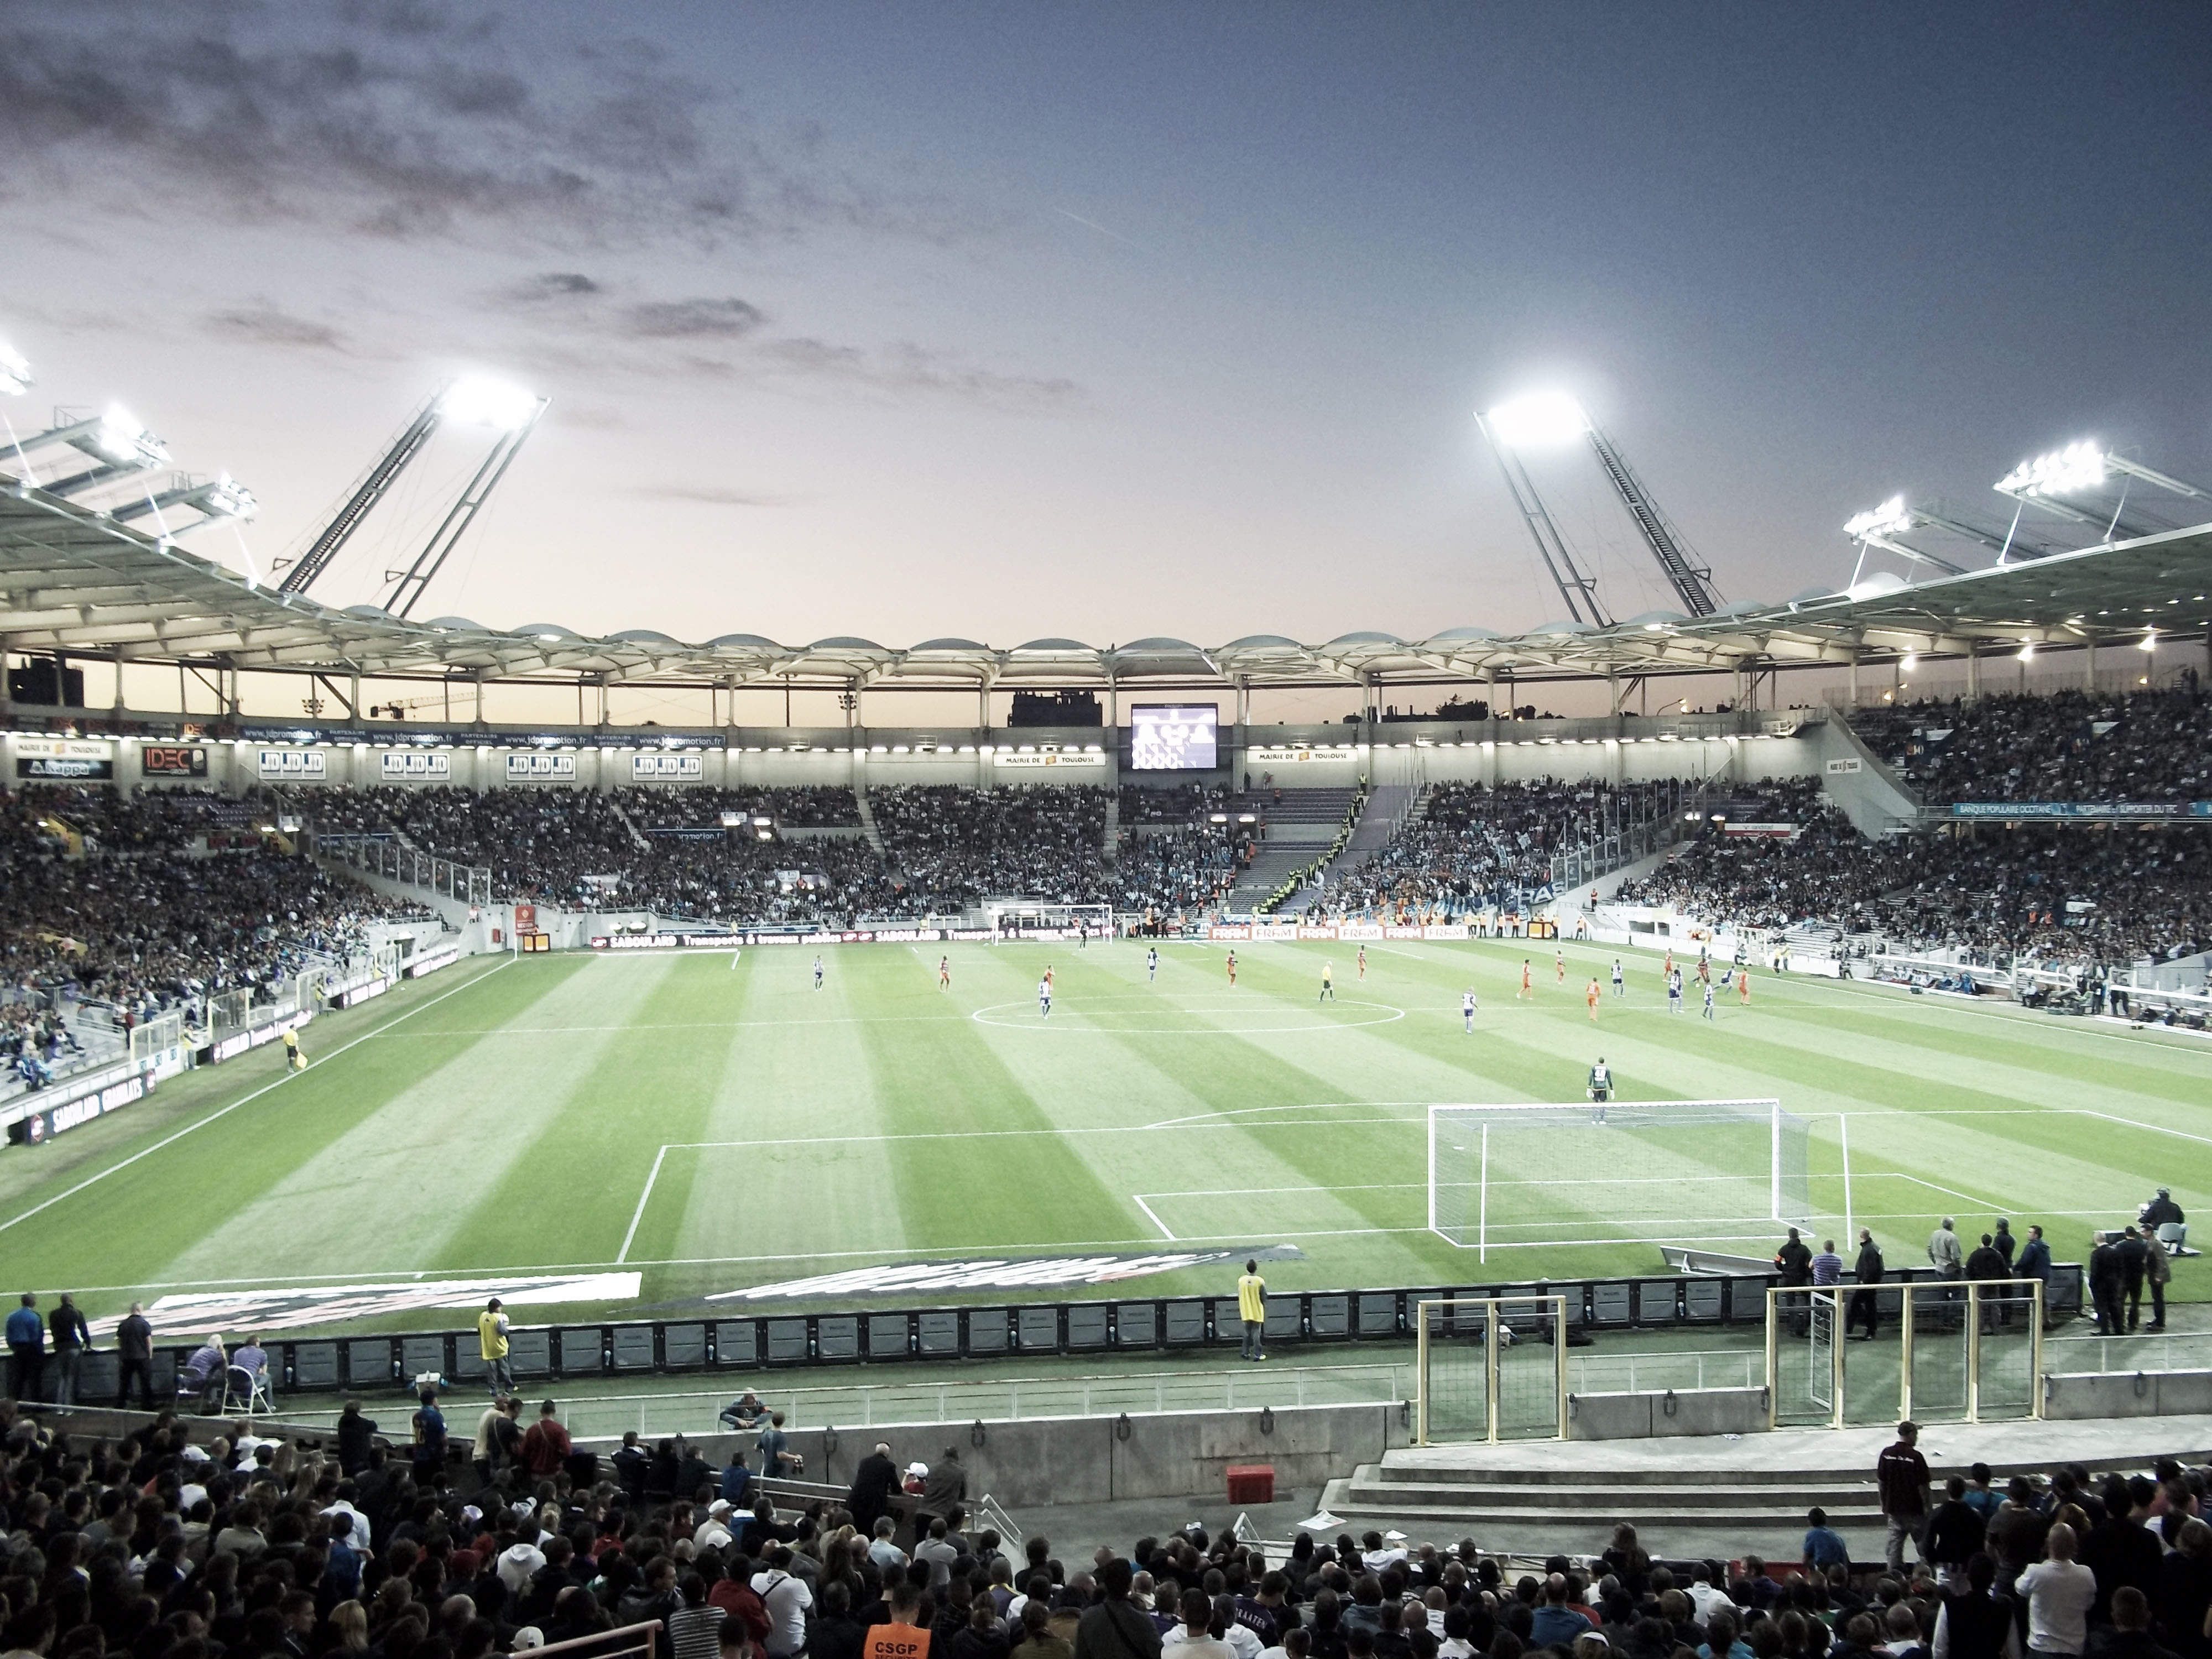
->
<box><xmin>1475</xmin><ymin>409</ymin><xmax>1609</xmax><ymax>627</ymax></box>
<box><xmin>278</xmin><ymin>389</ymin><xmax>445</xmax><ymax>596</ymax></box>
<box><xmin>382</xmin><ymin>389</ymin><xmax>549</xmax><ymax>618</ymax></box>
<box><xmin>1581</xmin><ymin>423</ymin><xmax>1721</xmax><ymax>617</ymax></box>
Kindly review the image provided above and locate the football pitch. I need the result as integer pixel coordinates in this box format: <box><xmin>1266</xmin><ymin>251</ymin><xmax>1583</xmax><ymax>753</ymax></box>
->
<box><xmin>3</xmin><ymin>936</ymin><xmax>2206</xmax><ymax>1337</ymax></box>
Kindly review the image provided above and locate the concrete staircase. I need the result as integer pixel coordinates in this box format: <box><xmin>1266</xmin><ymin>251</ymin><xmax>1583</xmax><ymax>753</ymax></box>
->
<box><xmin>1102</xmin><ymin>791</ymin><xmax>1120</xmax><ymax>865</ymax></box>
<box><xmin>603</xmin><ymin>795</ymin><xmax>652</xmax><ymax>851</ymax></box>
<box><xmin>1309</xmin><ymin>782</ymin><xmax>1415</xmax><ymax>893</ymax></box>
<box><xmin>1316</xmin><ymin>1418</ymin><xmax>2212</xmax><ymax>1556</ymax></box>
<box><xmin>853</xmin><ymin>784</ymin><xmax>888</xmax><ymax>860</ymax></box>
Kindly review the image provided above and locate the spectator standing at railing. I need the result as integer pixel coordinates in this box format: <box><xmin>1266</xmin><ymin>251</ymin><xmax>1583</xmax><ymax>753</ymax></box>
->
<box><xmin>849</xmin><ymin>1441</ymin><xmax>901</xmax><ymax>1537</ymax></box>
<box><xmin>47</xmin><ymin>1292</ymin><xmax>88</xmax><ymax>1405</ymax></box>
<box><xmin>520</xmin><ymin>1399</ymin><xmax>572</xmax><ymax>1479</ymax></box>
<box><xmin>5</xmin><ymin>1292</ymin><xmax>44</xmax><ymax>1401</ymax></box>
<box><xmin>114</xmin><ymin>1300</ymin><xmax>154</xmax><ymax>1410</ymax></box>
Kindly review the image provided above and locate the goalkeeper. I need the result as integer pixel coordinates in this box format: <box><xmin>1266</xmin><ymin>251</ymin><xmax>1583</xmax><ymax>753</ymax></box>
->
<box><xmin>1587</xmin><ymin>1056</ymin><xmax>1612</xmax><ymax>1124</ymax></box>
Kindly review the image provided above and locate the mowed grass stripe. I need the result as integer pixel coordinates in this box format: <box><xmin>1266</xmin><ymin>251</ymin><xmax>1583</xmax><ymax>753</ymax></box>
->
<box><xmin>4</xmin><ymin>957</ymin><xmax>562</xmax><ymax>1302</ymax></box>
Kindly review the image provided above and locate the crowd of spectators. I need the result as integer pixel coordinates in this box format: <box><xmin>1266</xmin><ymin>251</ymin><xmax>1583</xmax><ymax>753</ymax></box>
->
<box><xmin>1</xmin><ymin>788</ymin><xmax>427</xmax><ymax>1037</ymax></box>
<box><xmin>1616</xmin><ymin>780</ymin><xmax>2212</xmax><ymax>964</ymax></box>
<box><xmin>872</xmin><ymin>787</ymin><xmax>1112</xmax><ymax>910</ymax></box>
<box><xmin>1849</xmin><ymin>685</ymin><xmax>2210</xmax><ymax>806</ymax></box>
<box><xmin>1310</xmin><ymin>783</ymin><xmax>1672</xmax><ymax>923</ymax></box>
<box><xmin>0</xmin><ymin>1396</ymin><xmax>2203</xmax><ymax>1659</ymax></box>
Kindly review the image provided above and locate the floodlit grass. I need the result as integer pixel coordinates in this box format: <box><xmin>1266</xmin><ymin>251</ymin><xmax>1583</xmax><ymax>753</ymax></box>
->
<box><xmin>2</xmin><ymin>937</ymin><xmax>2204</xmax><ymax>1337</ymax></box>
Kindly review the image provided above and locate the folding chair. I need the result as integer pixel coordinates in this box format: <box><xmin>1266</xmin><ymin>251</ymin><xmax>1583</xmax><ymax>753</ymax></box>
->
<box><xmin>222</xmin><ymin>1364</ymin><xmax>274</xmax><ymax>1417</ymax></box>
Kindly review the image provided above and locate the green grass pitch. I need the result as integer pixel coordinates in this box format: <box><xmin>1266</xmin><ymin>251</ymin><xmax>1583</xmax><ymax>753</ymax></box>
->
<box><xmin>2</xmin><ymin>936</ymin><xmax>2205</xmax><ymax>1337</ymax></box>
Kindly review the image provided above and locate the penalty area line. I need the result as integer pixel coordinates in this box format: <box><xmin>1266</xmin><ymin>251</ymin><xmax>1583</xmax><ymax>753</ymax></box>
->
<box><xmin>1131</xmin><ymin>1195</ymin><xmax>1177</xmax><ymax>1241</ymax></box>
<box><xmin>617</xmin><ymin>1145</ymin><xmax>671</xmax><ymax>1264</ymax></box>
<box><xmin>0</xmin><ymin>957</ymin><xmax>515</xmax><ymax>1238</ymax></box>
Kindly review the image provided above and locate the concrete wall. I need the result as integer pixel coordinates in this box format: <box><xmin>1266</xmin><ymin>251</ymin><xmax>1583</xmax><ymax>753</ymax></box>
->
<box><xmin>2043</xmin><ymin>1369</ymin><xmax>2212</xmax><ymax>1420</ymax></box>
<box><xmin>577</xmin><ymin>1401</ymin><xmax>1411</xmax><ymax>1510</ymax></box>
<box><xmin>1565</xmin><ymin>1386</ymin><xmax>1768</xmax><ymax>1440</ymax></box>
<box><xmin>1807</xmin><ymin>717</ymin><xmax>1921</xmax><ymax>836</ymax></box>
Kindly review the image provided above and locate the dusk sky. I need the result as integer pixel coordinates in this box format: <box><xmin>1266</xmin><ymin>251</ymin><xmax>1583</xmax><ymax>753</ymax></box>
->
<box><xmin>5</xmin><ymin>2</ymin><xmax>2210</xmax><ymax>720</ymax></box>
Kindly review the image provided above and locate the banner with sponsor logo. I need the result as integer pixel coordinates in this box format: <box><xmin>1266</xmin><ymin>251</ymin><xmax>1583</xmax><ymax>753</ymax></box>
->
<box><xmin>139</xmin><ymin>743</ymin><xmax>208</xmax><ymax>778</ymax></box>
<box><xmin>1207</xmin><ymin>924</ymin><xmax>1252</xmax><ymax>940</ymax></box>
<box><xmin>258</xmin><ymin>748</ymin><xmax>326</xmax><ymax>780</ymax></box>
<box><xmin>1950</xmin><ymin>801</ymin><xmax>2212</xmax><ymax>821</ymax></box>
<box><xmin>95</xmin><ymin>1272</ymin><xmax>645</xmax><ymax>1339</ymax></box>
<box><xmin>1422</xmin><ymin>923</ymin><xmax>1471</xmax><ymax>940</ymax></box>
<box><xmin>1825</xmin><ymin>757</ymin><xmax>1863</xmax><ymax>775</ymax></box>
<box><xmin>6</xmin><ymin>1072</ymin><xmax>149</xmax><ymax>1145</ymax></box>
<box><xmin>1297</xmin><ymin>925</ymin><xmax>1338</xmax><ymax>940</ymax></box>
<box><xmin>380</xmin><ymin>751</ymin><xmax>451</xmax><ymax>780</ymax></box>
<box><xmin>992</xmin><ymin>750</ymin><xmax>1108</xmax><ymax>770</ymax></box>
<box><xmin>1246</xmin><ymin>745</ymin><xmax>1360</xmax><ymax>765</ymax></box>
<box><xmin>507</xmin><ymin>752</ymin><xmax>577</xmax><ymax>780</ymax></box>
<box><xmin>403</xmin><ymin>942</ymin><xmax>462</xmax><ymax>978</ymax></box>
<box><xmin>631</xmin><ymin>753</ymin><xmax>704</xmax><ymax>780</ymax></box>
<box><xmin>15</xmin><ymin>737</ymin><xmax>114</xmax><ymax>780</ymax></box>
<box><xmin>709</xmin><ymin>1246</ymin><xmax>1301</xmax><ymax>1302</ymax></box>
<box><xmin>1722</xmin><ymin>822</ymin><xmax>1801</xmax><ymax>838</ymax></box>
<box><xmin>1337</xmin><ymin>924</ymin><xmax>1383</xmax><ymax>941</ymax></box>
<box><xmin>1253</xmin><ymin>922</ymin><xmax>1301</xmax><ymax>940</ymax></box>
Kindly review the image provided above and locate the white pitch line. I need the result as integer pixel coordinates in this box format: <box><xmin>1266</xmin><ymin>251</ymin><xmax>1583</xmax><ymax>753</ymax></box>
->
<box><xmin>0</xmin><ymin>957</ymin><xmax>513</xmax><ymax>1237</ymax></box>
<box><xmin>2077</xmin><ymin>1108</ymin><xmax>2212</xmax><ymax>1146</ymax></box>
<box><xmin>660</xmin><ymin>1113</ymin><xmax>1416</xmax><ymax>1152</ymax></box>
<box><xmin>617</xmin><ymin>1145</ymin><xmax>671</xmax><ymax>1264</ymax></box>
<box><xmin>1131</xmin><ymin>1194</ymin><xmax>1177</xmax><ymax>1241</ymax></box>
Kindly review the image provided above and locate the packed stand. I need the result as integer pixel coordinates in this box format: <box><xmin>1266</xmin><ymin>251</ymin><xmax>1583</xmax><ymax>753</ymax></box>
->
<box><xmin>1849</xmin><ymin>686</ymin><xmax>2212</xmax><ymax>806</ymax></box>
<box><xmin>0</xmin><ymin>786</ymin><xmax>427</xmax><ymax>1037</ymax></box>
<box><xmin>872</xmin><ymin>787</ymin><xmax>1112</xmax><ymax>909</ymax></box>
<box><xmin>301</xmin><ymin>787</ymin><xmax>893</xmax><ymax>928</ymax></box>
<box><xmin>0</xmin><ymin>1397</ymin><xmax>2204</xmax><ymax>1659</ymax></box>
<box><xmin>1310</xmin><ymin>782</ymin><xmax>1673</xmax><ymax>922</ymax></box>
<box><xmin>1616</xmin><ymin>779</ymin><xmax>2212</xmax><ymax>964</ymax></box>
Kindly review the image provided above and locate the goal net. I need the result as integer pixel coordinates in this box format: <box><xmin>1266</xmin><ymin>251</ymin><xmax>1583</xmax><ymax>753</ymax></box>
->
<box><xmin>984</xmin><ymin>901</ymin><xmax>1115</xmax><ymax>941</ymax></box>
<box><xmin>1427</xmin><ymin>1099</ymin><xmax>1809</xmax><ymax>1258</ymax></box>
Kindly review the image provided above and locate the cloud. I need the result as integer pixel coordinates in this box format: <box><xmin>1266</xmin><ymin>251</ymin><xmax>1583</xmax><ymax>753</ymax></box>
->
<box><xmin>622</xmin><ymin>298</ymin><xmax>767</xmax><ymax>340</ymax></box>
<box><xmin>513</xmin><ymin>272</ymin><xmax>602</xmax><ymax>301</ymax></box>
<box><xmin>0</xmin><ymin>1</ymin><xmax>983</xmax><ymax>248</ymax></box>
<box><xmin>202</xmin><ymin>304</ymin><xmax>348</xmax><ymax>352</ymax></box>
<box><xmin>760</xmin><ymin>338</ymin><xmax>1080</xmax><ymax>408</ymax></box>
<box><xmin>625</xmin><ymin>483</ymin><xmax>795</xmax><ymax>508</ymax></box>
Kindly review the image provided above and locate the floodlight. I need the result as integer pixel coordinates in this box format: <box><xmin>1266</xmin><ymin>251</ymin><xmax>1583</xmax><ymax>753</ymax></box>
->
<box><xmin>2018</xmin><ymin>642</ymin><xmax>2036</xmax><ymax>661</ymax></box>
<box><xmin>1484</xmin><ymin>392</ymin><xmax>1588</xmax><ymax>449</ymax></box>
<box><xmin>439</xmin><ymin>375</ymin><xmax>541</xmax><ymax>430</ymax></box>
<box><xmin>1995</xmin><ymin>441</ymin><xmax>2105</xmax><ymax>497</ymax></box>
<box><xmin>2138</xmin><ymin>629</ymin><xmax>2157</xmax><ymax>651</ymax></box>
<box><xmin>0</xmin><ymin>341</ymin><xmax>30</xmax><ymax>397</ymax></box>
<box><xmin>87</xmin><ymin>405</ymin><xmax>168</xmax><ymax>468</ymax></box>
<box><xmin>201</xmin><ymin>473</ymin><xmax>258</xmax><ymax>519</ymax></box>
<box><xmin>1900</xmin><ymin>653</ymin><xmax>1917</xmax><ymax>671</ymax></box>
<box><xmin>1845</xmin><ymin>495</ymin><xmax>1913</xmax><ymax>540</ymax></box>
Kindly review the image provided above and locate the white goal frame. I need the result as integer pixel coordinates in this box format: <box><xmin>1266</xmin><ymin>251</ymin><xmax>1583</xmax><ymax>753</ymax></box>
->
<box><xmin>984</xmin><ymin>901</ymin><xmax>1115</xmax><ymax>941</ymax></box>
<box><xmin>1425</xmin><ymin>1098</ymin><xmax>1797</xmax><ymax>1259</ymax></box>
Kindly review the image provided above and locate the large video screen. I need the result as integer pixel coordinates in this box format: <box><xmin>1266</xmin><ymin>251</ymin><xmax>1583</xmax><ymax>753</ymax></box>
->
<box><xmin>1129</xmin><ymin>705</ymin><xmax>1219</xmax><ymax>771</ymax></box>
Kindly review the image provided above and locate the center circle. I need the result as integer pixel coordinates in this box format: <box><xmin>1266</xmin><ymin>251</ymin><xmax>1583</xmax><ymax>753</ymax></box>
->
<box><xmin>969</xmin><ymin>998</ymin><xmax>1406</xmax><ymax>1034</ymax></box>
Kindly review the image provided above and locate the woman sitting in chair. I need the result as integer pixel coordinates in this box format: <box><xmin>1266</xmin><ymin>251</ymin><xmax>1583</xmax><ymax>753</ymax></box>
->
<box><xmin>176</xmin><ymin>1333</ymin><xmax>227</xmax><ymax>1413</ymax></box>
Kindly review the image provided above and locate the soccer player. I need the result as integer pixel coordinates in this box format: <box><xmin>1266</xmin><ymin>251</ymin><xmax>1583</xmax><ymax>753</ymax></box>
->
<box><xmin>1611</xmin><ymin>957</ymin><xmax>1625</xmax><ymax>998</ymax></box>
<box><xmin>1739</xmin><ymin>969</ymin><xmax>1751</xmax><ymax>1006</ymax></box>
<box><xmin>1555</xmin><ymin>948</ymin><xmax>1565</xmax><ymax>984</ymax></box>
<box><xmin>1226</xmin><ymin>950</ymin><xmax>1238</xmax><ymax>987</ymax></box>
<box><xmin>1147</xmin><ymin>945</ymin><xmax>1159</xmax><ymax>982</ymax></box>
<box><xmin>1703</xmin><ymin>978</ymin><xmax>1717</xmax><ymax>1020</ymax></box>
<box><xmin>812</xmin><ymin>954</ymin><xmax>823</xmax><ymax>990</ymax></box>
<box><xmin>1588</xmin><ymin>1056</ymin><xmax>1612</xmax><ymax>1124</ymax></box>
<box><xmin>1078</xmin><ymin>919</ymin><xmax>1088</xmax><ymax>950</ymax></box>
<box><xmin>1519</xmin><ymin>958</ymin><xmax>1531</xmax><ymax>1000</ymax></box>
<box><xmin>1463</xmin><ymin>988</ymin><xmax>1478</xmax><ymax>1032</ymax></box>
<box><xmin>1357</xmin><ymin>945</ymin><xmax>1367</xmax><ymax>982</ymax></box>
<box><xmin>1039</xmin><ymin>975</ymin><xmax>1052</xmax><ymax>1018</ymax></box>
<box><xmin>1586</xmin><ymin>978</ymin><xmax>1600</xmax><ymax>1021</ymax></box>
<box><xmin>282</xmin><ymin>1028</ymin><xmax>306</xmax><ymax>1072</ymax></box>
<box><xmin>938</xmin><ymin>955</ymin><xmax>951</xmax><ymax>990</ymax></box>
<box><xmin>1318</xmin><ymin>962</ymin><xmax>1334</xmax><ymax>1002</ymax></box>
<box><xmin>1667</xmin><ymin>967</ymin><xmax>1683</xmax><ymax>1013</ymax></box>
<box><xmin>1663</xmin><ymin>946</ymin><xmax>1674</xmax><ymax>986</ymax></box>
<box><xmin>1044</xmin><ymin>963</ymin><xmax>1055</xmax><ymax>995</ymax></box>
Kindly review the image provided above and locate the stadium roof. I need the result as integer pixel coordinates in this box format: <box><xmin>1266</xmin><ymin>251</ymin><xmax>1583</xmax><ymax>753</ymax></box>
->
<box><xmin>2</xmin><ymin>481</ymin><xmax>2208</xmax><ymax>691</ymax></box>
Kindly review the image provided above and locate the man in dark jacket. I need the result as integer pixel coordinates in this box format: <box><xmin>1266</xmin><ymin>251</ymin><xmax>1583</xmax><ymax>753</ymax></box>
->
<box><xmin>1923</xmin><ymin>1477</ymin><xmax>1987</xmax><ymax>1582</ymax></box>
<box><xmin>1849</xmin><ymin>1230</ymin><xmax>1885</xmax><ymax>1342</ymax></box>
<box><xmin>1877</xmin><ymin>1421</ymin><xmax>1930</xmax><ymax>1574</ymax></box>
<box><xmin>2089</xmin><ymin>1231</ymin><xmax>2127</xmax><ymax>1335</ymax></box>
<box><xmin>847</xmin><ymin>1441</ymin><xmax>901</xmax><ymax>1538</ymax></box>
<box><xmin>919</xmin><ymin>1446</ymin><xmax>968</xmax><ymax>1532</ymax></box>
<box><xmin>114</xmin><ymin>1301</ymin><xmax>155</xmax><ymax>1410</ymax></box>
<box><xmin>2116</xmin><ymin>1227</ymin><xmax>2150</xmax><ymax>1332</ymax></box>
<box><xmin>2079</xmin><ymin>1477</ymin><xmax>2163</xmax><ymax>1625</ymax></box>
<box><xmin>1964</xmin><ymin>1235</ymin><xmax>2011</xmax><ymax>1331</ymax></box>
<box><xmin>1076</xmin><ymin>1559</ymin><xmax>1164</xmax><ymax>1659</ymax></box>
<box><xmin>2012</xmin><ymin>1225</ymin><xmax>2052</xmax><ymax>1327</ymax></box>
<box><xmin>1775</xmin><ymin>1228</ymin><xmax>1813</xmax><ymax>1335</ymax></box>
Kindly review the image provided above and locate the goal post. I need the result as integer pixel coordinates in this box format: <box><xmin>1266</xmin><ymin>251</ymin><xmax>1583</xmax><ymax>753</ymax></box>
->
<box><xmin>983</xmin><ymin>901</ymin><xmax>1115</xmax><ymax>941</ymax></box>
<box><xmin>1426</xmin><ymin>1099</ymin><xmax>1809</xmax><ymax>1259</ymax></box>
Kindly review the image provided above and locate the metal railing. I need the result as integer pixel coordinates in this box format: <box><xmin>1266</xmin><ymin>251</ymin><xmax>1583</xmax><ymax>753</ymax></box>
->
<box><xmin>1766</xmin><ymin>1280</ymin><xmax>2044</xmax><ymax>1430</ymax></box>
<box><xmin>1415</xmin><ymin>1295</ymin><xmax>1570</xmax><ymax>1445</ymax></box>
<box><xmin>318</xmin><ymin>833</ymin><xmax>492</xmax><ymax>906</ymax></box>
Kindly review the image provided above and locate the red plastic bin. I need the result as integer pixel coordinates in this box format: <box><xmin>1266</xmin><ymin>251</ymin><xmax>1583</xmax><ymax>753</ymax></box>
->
<box><xmin>1225</xmin><ymin>1464</ymin><xmax>1275</xmax><ymax>1504</ymax></box>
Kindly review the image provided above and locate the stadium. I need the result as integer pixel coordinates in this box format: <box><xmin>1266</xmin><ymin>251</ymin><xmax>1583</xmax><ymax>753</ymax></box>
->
<box><xmin>1</xmin><ymin>11</ymin><xmax>2209</xmax><ymax>1659</ymax></box>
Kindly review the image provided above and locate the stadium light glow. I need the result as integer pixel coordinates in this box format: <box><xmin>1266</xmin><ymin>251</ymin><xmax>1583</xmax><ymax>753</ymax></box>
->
<box><xmin>1900</xmin><ymin>653</ymin><xmax>1917</xmax><ymax>671</ymax></box>
<box><xmin>1996</xmin><ymin>441</ymin><xmax>2105</xmax><ymax>497</ymax></box>
<box><xmin>2139</xmin><ymin>628</ymin><xmax>2157</xmax><ymax>651</ymax></box>
<box><xmin>2018</xmin><ymin>642</ymin><xmax>2036</xmax><ymax>661</ymax></box>
<box><xmin>0</xmin><ymin>341</ymin><xmax>30</xmax><ymax>396</ymax></box>
<box><xmin>1844</xmin><ymin>495</ymin><xmax>1913</xmax><ymax>540</ymax></box>
<box><xmin>202</xmin><ymin>473</ymin><xmax>258</xmax><ymax>520</ymax></box>
<box><xmin>87</xmin><ymin>405</ymin><xmax>168</xmax><ymax>468</ymax></box>
<box><xmin>439</xmin><ymin>376</ymin><xmax>541</xmax><ymax>431</ymax></box>
<box><xmin>1484</xmin><ymin>392</ymin><xmax>1588</xmax><ymax>450</ymax></box>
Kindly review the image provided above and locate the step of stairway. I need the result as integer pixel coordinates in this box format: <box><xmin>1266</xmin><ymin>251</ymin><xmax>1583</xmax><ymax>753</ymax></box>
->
<box><xmin>1341</xmin><ymin>1479</ymin><xmax>1883</xmax><ymax>1511</ymax></box>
